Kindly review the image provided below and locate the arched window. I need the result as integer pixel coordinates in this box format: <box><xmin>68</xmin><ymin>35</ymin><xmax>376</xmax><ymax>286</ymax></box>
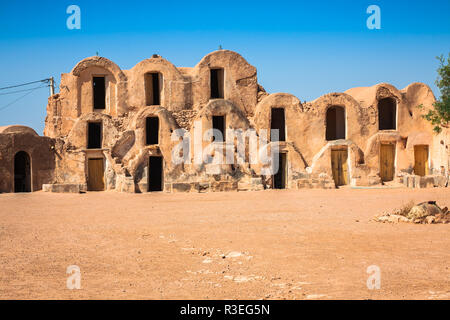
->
<box><xmin>210</xmin><ymin>68</ymin><xmax>224</xmax><ymax>99</ymax></box>
<box><xmin>271</xmin><ymin>108</ymin><xmax>286</xmax><ymax>142</ymax></box>
<box><xmin>378</xmin><ymin>97</ymin><xmax>396</xmax><ymax>130</ymax></box>
<box><xmin>326</xmin><ymin>106</ymin><xmax>346</xmax><ymax>141</ymax></box>
<box><xmin>14</xmin><ymin>151</ymin><xmax>31</xmax><ymax>192</ymax></box>
<box><xmin>145</xmin><ymin>72</ymin><xmax>162</xmax><ymax>105</ymax></box>
<box><xmin>146</xmin><ymin>116</ymin><xmax>159</xmax><ymax>145</ymax></box>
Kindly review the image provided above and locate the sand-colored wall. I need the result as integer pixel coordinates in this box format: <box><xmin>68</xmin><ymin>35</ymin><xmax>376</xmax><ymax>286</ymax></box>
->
<box><xmin>0</xmin><ymin>126</ymin><xmax>55</xmax><ymax>193</ymax></box>
<box><xmin>35</xmin><ymin>50</ymin><xmax>450</xmax><ymax>192</ymax></box>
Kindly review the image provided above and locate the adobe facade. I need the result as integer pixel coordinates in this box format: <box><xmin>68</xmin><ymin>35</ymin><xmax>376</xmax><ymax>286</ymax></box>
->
<box><xmin>0</xmin><ymin>50</ymin><xmax>449</xmax><ymax>193</ymax></box>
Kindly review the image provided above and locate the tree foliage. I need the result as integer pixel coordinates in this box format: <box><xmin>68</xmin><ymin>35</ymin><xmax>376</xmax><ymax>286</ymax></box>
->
<box><xmin>420</xmin><ymin>54</ymin><xmax>450</xmax><ymax>133</ymax></box>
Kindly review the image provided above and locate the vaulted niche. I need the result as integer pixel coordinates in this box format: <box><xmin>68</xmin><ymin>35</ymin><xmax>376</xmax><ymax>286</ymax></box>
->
<box><xmin>212</xmin><ymin>115</ymin><xmax>225</xmax><ymax>142</ymax></box>
<box><xmin>148</xmin><ymin>156</ymin><xmax>163</xmax><ymax>192</ymax></box>
<box><xmin>87</xmin><ymin>122</ymin><xmax>102</xmax><ymax>149</ymax></box>
<box><xmin>271</xmin><ymin>108</ymin><xmax>286</xmax><ymax>142</ymax></box>
<box><xmin>14</xmin><ymin>151</ymin><xmax>31</xmax><ymax>193</ymax></box>
<box><xmin>210</xmin><ymin>68</ymin><xmax>224</xmax><ymax>99</ymax></box>
<box><xmin>326</xmin><ymin>106</ymin><xmax>346</xmax><ymax>141</ymax></box>
<box><xmin>145</xmin><ymin>72</ymin><xmax>162</xmax><ymax>106</ymax></box>
<box><xmin>146</xmin><ymin>117</ymin><xmax>159</xmax><ymax>145</ymax></box>
<box><xmin>378</xmin><ymin>97</ymin><xmax>396</xmax><ymax>130</ymax></box>
<box><xmin>93</xmin><ymin>76</ymin><xmax>106</xmax><ymax>110</ymax></box>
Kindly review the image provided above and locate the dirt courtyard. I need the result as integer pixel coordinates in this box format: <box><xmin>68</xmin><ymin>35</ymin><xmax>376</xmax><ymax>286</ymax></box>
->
<box><xmin>0</xmin><ymin>188</ymin><xmax>449</xmax><ymax>300</ymax></box>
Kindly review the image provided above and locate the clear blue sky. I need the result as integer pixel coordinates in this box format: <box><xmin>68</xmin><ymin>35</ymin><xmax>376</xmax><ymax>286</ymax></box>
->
<box><xmin>0</xmin><ymin>0</ymin><xmax>449</xmax><ymax>134</ymax></box>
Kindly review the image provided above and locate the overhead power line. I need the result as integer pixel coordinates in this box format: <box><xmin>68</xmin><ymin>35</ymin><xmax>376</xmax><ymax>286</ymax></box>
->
<box><xmin>0</xmin><ymin>85</ymin><xmax>49</xmax><ymax>96</ymax></box>
<box><xmin>0</xmin><ymin>86</ymin><xmax>44</xmax><ymax>112</ymax></box>
<box><xmin>0</xmin><ymin>79</ymin><xmax>50</xmax><ymax>91</ymax></box>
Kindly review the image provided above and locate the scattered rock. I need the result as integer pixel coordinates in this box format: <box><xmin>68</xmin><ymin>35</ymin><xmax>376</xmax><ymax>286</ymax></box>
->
<box><xmin>388</xmin><ymin>214</ymin><xmax>409</xmax><ymax>223</ymax></box>
<box><xmin>425</xmin><ymin>216</ymin><xmax>436</xmax><ymax>224</ymax></box>
<box><xmin>407</xmin><ymin>201</ymin><xmax>442</xmax><ymax>220</ymax></box>
<box><xmin>226</xmin><ymin>251</ymin><xmax>243</xmax><ymax>258</ymax></box>
<box><xmin>375</xmin><ymin>201</ymin><xmax>449</xmax><ymax>224</ymax></box>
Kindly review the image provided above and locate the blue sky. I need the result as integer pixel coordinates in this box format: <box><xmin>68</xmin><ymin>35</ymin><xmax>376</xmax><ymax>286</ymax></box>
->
<box><xmin>0</xmin><ymin>0</ymin><xmax>449</xmax><ymax>134</ymax></box>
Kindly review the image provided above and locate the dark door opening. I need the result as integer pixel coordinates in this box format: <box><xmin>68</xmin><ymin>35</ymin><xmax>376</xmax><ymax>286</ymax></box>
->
<box><xmin>210</xmin><ymin>68</ymin><xmax>224</xmax><ymax>99</ymax></box>
<box><xmin>273</xmin><ymin>152</ymin><xmax>287</xmax><ymax>189</ymax></box>
<box><xmin>271</xmin><ymin>108</ymin><xmax>286</xmax><ymax>141</ymax></box>
<box><xmin>148</xmin><ymin>156</ymin><xmax>163</xmax><ymax>192</ymax></box>
<box><xmin>146</xmin><ymin>117</ymin><xmax>159</xmax><ymax>145</ymax></box>
<box><xmin>93</xmin><ymin>76</ymin><xmax>106</xmax><ymax>109</ymax></box>
<box><xmin>378</xmin><ymin>97</ymin><xmax>396</xmax><ymax>130</ymax></box>
<box><xmin>145</xmin><ymin>73</ymin><xmax>161</xmax><ymax>105</ymax></box>
<box><xmin>326</xmin><ymin>106</ymin><xmax>346</xmax><ymax>140</ymax></box>
<box><xmin>88</xmin><ymin>122</ymin><xmax>102</xmax><ymax>149</ymax></box>
<box><xmin>212</xmin><ymin>115</ymin><xmax>225</xmax><ymax>141</ymax></box>
<box><xmin>14</xmin><ymin>151</ymin><xmax>31</xmax><ymax>192</ymax></box>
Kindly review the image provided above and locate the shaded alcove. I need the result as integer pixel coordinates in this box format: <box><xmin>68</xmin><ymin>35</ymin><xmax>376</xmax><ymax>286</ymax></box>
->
<box><xmin>271</xmin><ymin>108</ymin><xmax>286</xmax><ymax>142</ymax></box>
<box><xmin>273</xmin><ymin>152</ymin><xmax>287</xmax><ymax>189</ymax></box>
<box><xmin>148</xmin><ymin>156</ymin><xmax>163</xmax><ymax>192</ymax></box>
<box><xmin>145</xmin><ymin>72</ymin><xmax>162</xmax><ymax>105</ymax></box>
<box><xmin>93</xmin><ymin>76</ymin><xmax>106</xmax><ymax>110</ymax></box>
<box><xmin>212</xmin><ymin>115</ymin><xmax>225</xmax><ymax>141</ymax></box>
<box><xmin>326</xmin><ymin>106</ymin><xmax>345</xmax><ymax>141</ymax></box>
<box><xmin>210</xmin><ymin>68</ymin><xmax>224</xmax><ymax>99</ymax></box>
<box><xmin>87</xmin><ymin>122</ymin><xmax>102</xmax><ymax>149</ymax></box>
<box><xmin>14</xmin><ymin>151</ymin><xmax>31</xmax><ymax>192</ymax></box>
<box><xmin>378</xmin><ymin>97</ymin><xmax>396</xmax><ymax>130</ymax></box>
<box><xmin>146</xmin><ymin>117</ymin><xmax>159</xmax><ymax>145</ymax></box>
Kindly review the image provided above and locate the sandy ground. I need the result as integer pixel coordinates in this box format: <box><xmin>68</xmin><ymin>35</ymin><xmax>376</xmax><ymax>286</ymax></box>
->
<box><xmin>0</xmin><ymin>188</ymin><xmax>449</xmax><ymax>300</ymax></box>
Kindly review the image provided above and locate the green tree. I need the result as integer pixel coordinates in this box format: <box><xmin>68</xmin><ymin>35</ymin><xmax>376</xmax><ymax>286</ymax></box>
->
<box><xmin>419</xmin><ymin>54</ymin><xmax>450</xmax><ymax>133</ymax></box>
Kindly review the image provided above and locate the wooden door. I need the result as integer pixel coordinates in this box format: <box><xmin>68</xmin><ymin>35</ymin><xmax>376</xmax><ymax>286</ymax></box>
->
<box><xmin>380</xmin><ymin>144</ymin><xmax>395</xmax><ymax>181</ymax></box>
<box><xmin>414</xmin><ymin>145</ymin><xmax>429</xmax><ymax>176</ymax></box>
<box><xmin>331</xmin><ymin>149</ymin><xmax>348</xmax><ymax>186</ymax></box>
<box><xmin>88</xmin><ymin>158</ymin><xmax>105</xmax><ymax>191</ymax></box>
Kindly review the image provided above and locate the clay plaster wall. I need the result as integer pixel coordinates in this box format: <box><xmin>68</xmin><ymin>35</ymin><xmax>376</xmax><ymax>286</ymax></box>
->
<box><xmin>0</xmin><ymin>126</ymin><xmax>55</xmax><ymax>193</ymax></box>
<box><xmin>35</xmin><ymin>50</ymin><xmax>450</xmax><ymax>192</ymax></box>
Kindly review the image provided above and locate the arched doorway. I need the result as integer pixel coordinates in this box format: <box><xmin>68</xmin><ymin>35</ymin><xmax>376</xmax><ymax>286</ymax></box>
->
<box><xmin>14</xmin><ymin>151</ymin><xmax>31</xmax><ymax>192</ymax></box>
<box><xmin>378</xmin><ymin>97</ymin><xmax>396</xmax><ymax>130</ymax></box>
<box><xmin>326</xmin><ymin>106</ymin><xmax>345</xmax><ymax>141</ymax></box>
<box><xmin>148</xmin><ymin>156</ymin><xmax>163</xmax><ymax>192</ymax></box>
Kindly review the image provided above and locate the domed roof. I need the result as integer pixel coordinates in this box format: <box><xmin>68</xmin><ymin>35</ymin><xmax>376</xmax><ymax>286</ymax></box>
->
<box><xmin>0</xmin><ymin>125</ymin><xmax>38</xmax><ymax>135</ymax></box>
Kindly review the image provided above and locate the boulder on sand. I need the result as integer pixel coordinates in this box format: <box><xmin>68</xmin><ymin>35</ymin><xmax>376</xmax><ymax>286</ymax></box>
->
<box><xmin>407</xmin><ymin>201</ymin><xmax>444</xmax><ymax>220</ymax></box>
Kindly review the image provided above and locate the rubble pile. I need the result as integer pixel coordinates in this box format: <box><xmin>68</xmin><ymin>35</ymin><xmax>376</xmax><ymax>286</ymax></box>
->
<box><xmin>375</xmin><ymin>201</ymin><xmax>449</xmax><ymax>224</ymax></box>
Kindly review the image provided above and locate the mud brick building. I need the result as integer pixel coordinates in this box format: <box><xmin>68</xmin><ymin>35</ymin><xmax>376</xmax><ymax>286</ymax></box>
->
<box><xmin>0</xmin><ymin>50</ymin><xmax>449</xmax><ymax>193</ymax></box>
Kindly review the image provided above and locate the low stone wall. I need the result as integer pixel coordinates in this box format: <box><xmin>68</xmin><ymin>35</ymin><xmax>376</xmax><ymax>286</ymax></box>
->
<box><xmin>296</xmin><ymin>178</ymin><xmax>336</xmax><ymax>189</ymax></box>
<box><xmin>42</xmin><ymin>183</ymin><xmax>87</xmax><ymax>193</ymax></box>
<box><xmin>402</xmin><ymin>175</ymin><xmax>448</xmax><ymax>188</ymax></box>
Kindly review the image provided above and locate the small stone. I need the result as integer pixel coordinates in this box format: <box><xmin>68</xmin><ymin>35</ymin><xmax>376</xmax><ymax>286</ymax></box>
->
<box><xmin>226</xmin><ymin>251</ymin><xmax>242</xmax><ymax>258</ymax></box>
<box><xmin>425</xmin><ymin>216</ymin><xmax>436</xmax><ymax>224</ymax></box>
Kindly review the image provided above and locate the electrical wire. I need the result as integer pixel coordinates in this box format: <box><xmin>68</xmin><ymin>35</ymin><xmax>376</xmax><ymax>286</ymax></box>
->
<box><xmin>0</xmin><ymin>86</ymin><xmax>45</xmax><ymax>112</ymax></box>
<box><xmin>0</xmin><ymin>79</ymin><xmax>50</xmax><ymax>91</ymax></box>
<box><xmin>0</xmin><ymin>85</ymin><xmax>49</xmax><ymax>96</ymax></box>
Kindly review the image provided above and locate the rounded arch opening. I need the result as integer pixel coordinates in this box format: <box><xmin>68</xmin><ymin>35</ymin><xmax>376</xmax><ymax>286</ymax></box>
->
<box><xmin>144</xmin><ymin>72</ymin><xmax>163</xmax><ymax>106</ymax></box>
<box><xmin>326</xmin><ymin>106</ymin><xmax>346</xmax><ymax>141</ymax></box>
<box><xmin>14</xmin><ymin>151</ymin><xmax>31</xmax><ymax>192</ymax></box>
<box><xmin>378</xmin><ymin>97</ymin><xmax>397</xmax><ymax>130</ymax></box>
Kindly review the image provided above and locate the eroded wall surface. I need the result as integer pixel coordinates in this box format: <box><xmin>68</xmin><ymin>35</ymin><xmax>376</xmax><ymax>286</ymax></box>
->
<box><xmin>6</xmin><ymin>49</ymin><xmax>448</xmax><ymax>193</ymax></box>
<box><xmin>0</xmin><ymin>126</ymin><xmax>55</xmax><ymax>193</ymax></box>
